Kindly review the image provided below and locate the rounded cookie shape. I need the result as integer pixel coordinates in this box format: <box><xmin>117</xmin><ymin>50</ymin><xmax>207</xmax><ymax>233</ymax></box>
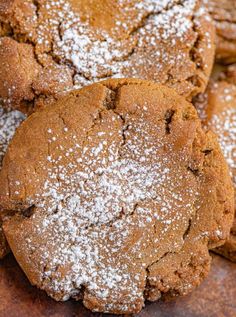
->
<box><xmin>195</xmin><ymin>77</ymin><xmax>236</xmax><ymax>262</ymax></box>
<box><xmin>0</xmin><ymin>0</ymin><xmax>215</xmax><ymax>111</ymax></box>
<box><xmin>203</xmin><ymin>0</ymin><xmax>236</xmax><ymax>64</ymax></box>
<box><xmin>0</xmin><ymin>79</ymin><xmax>234</xmax><ymax>314</ymax></box>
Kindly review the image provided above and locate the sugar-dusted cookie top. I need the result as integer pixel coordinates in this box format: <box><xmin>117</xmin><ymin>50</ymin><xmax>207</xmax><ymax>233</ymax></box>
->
<box><xmin>197</xmin><ymin>81</ymin><xmax>236</xmax><ymax>186</ymax></box>
<box><xmin>203</xmin><ymin>0</ymin><xmax>236</xmax><ymax>64</ymax></box>
<box><xmin>0</xmin><ymin>79</ymin><xmax>233</xmax><ymax>314</ymax></box>
<box><xmin>0</xmin><ymin>0</ymin><xmax>215</xmax><ymax>111</ymax></box>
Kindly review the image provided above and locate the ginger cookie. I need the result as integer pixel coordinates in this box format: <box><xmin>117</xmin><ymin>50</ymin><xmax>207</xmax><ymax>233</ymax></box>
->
<box><xmin>0</xmin><ymin>107</ymin><xmax>25</xmax><ymax>258</ymax></box>
<box><xmin>0</xmin><ymin>0</ymin><xmax>215</xmax><ymax>112</ymax></box>
<box><xmin>203</xmin><ymin>0</ymin><xmax>236</xmax><ymax>64</ymax></box>
<box><xmin>195</xmin><ymin>73</ymin><xmax>236</xmax><ymax>262</ymax></box>
<box><xmin>0</xmin><ymin>79</ymin><xmax>233</xmax><ymax>314</ymax></box>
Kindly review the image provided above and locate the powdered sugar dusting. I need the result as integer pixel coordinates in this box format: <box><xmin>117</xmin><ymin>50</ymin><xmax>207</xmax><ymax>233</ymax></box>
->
<box><xmin>203</xmin><ymin>0</ymin><xmax>236</xmax><ymax>62</ymax></box>
<box><xmin>27</xmin><ymin>0</ymin><xmax>211</xmax><ymax>90</ymax></box>
<box><xmin>196</xmin><ymin>81</ymin><xmax>236</xmax><ymax>187</ymax></box>
<box><xmin>0</xmin><ymin>0</ymin><xmax>214</xmax><ymax>108</ymax></box>
<box><xmin>53</xmin><ymin>0</ymin><xmax>196</xmax><ymax>84</ymax></box>
<box><xmin>0</xmin><ymin>107</ymin><xmax>25</xmax><ymax>164</ymax></box>
<box><xmin>11</xmin><ymin>102</ymin><xmax>201</xmax><ymax>313</ymax></box>
<box><xmin>208</xmin><ymin>100</ymin><xmax>236</xmax><ymax>184</ymax></box>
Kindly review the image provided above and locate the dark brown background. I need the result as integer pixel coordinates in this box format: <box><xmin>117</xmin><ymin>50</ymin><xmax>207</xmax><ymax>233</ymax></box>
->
<box><xmin>0</xmin><ymin>253</ymin><xmax>235</xmax><ymax>317</ymax></box>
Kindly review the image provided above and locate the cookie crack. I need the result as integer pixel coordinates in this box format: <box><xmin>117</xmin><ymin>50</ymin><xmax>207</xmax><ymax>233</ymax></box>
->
<box><xmin>58</xmin><ymin>112</ymin><xmax>67</xmax><ymax>128</ymax></box>
<box><xmin>102</xmin><ymin>88</ymin><xmax>117</xmax><ymax>110</ymax></box>
<box><xmin>0</xmin><ymin>21</ymin><xmax>14</xmax><ymax>37</ymax></box>
<box><xmin>32</xmin><ymin>0</ymin><xmax>40</xmax><ymax>19</ymax></box>
<box><xmin>144</xmin><ymin>250</ymin><xmax>176</xmax><ymax>299</ymax></box>
<box><xmin>142</xmin><ymin>129</ymin><xmax>212</xmax><ymax>300</ymax></box>
<box><xmin>183</xmin><ymin>218</ymin><xmax>192</xmax><ymax>240</ymax></box>
<box><xmin>0</xmin><ymin>0</ymin><xmax>208</xmax><ymax>106</ymax></box>
<box><xmin>84</xmin><ymin>203</ymin><xmax>140</xmax><ymax>231</ymax></box>
<box><xmin>201</xmin><ymin>148</ymin><xmax>213</xmax><ymax>156</ymax></box>
<box><xmin>83</xmin><ymin>109</ymin><xmax>104</xmax><ymax>146</ymax></box>
<box><xmin>143</xmin><ymin>215</ymin><xmax>195</xmax><ymax>301</ymax></box>
<box><xmin>184</xmin><ymin>12</ymin><xmax>210</xmax><ymax>97</ymax></box>
<box><xmin>22</xmin><ymin>204</ymin><xmax>36</xmax><ymax>218</ymax></box>
<box><xmin>190</xmin><ymin>12</ymin><xmax>205</xmax><ymax>72</ymax></box>
<box><xmin>187</xmin><ymin>166</ymin><xmax>199</xmax><ymax>176</ymax></box>
<box><xmin>103</xmin><ymin>87</ymin><xmax>131</xmax><ymax>152</ymax></box>
<box><xmin>120</xmin><ymin>0</ymin><xmax>185</xmax><ymax>40</ymax></box>
<box><xmin>164</xmin><ymin>109</ymin><xmax>175</xmax><ymax>134</ymax></box>
<box><xmin>19</xmin><ymin>1</ymin><xmax>181</xmax><ymax>81</ymax></box>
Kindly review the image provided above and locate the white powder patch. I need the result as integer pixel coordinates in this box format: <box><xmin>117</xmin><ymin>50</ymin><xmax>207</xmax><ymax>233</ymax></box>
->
<box><xmin>54</xmin><ymin>0</ymin><xmax>196</xmax><ymax>82</ymax></box>
<box><xmin>209</xmin><ymin>107</ymin><xmax>236</xmax><ymax>185</ymax></box>
<box><xmin>16</xmin><ymin>109</ymin><xmax>198</xmax><ymax>312</ymax></box>
<box><xmin>30</xmin><ymin>0</ymin><xmax>210</xmax><ymax>89</ymax></box>
<box><xmin>0</xmin><ymin>107</ymin><xmax>25</xmax><ymax>164</ymax></box>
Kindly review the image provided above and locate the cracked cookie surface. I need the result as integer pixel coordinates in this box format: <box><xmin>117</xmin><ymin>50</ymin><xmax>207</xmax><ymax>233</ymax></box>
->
<box><xmin>203</xmin><ymin>0</ymin><xmax>236</xmax><ymax>64</ymax></box>
<box><xmin>0</xmin><ymin>0</ymin><xmax>215</xmax><ymax>112</ymax></box>
<box><xmin>0</xmin><ymin>79</ymin><xmax>234</xmax><ymax>314</ymax></box>
<box><xmin>195</xmin><ymin>70</ymin><xmax>236</xmax><ymax>262</ymax></box>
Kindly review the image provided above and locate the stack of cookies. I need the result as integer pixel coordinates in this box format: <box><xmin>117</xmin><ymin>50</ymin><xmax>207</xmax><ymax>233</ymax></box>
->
<box><xmin>0</xmin><ymin>0</ymin><xmax>235</xmax><ymax>315</ymax></box>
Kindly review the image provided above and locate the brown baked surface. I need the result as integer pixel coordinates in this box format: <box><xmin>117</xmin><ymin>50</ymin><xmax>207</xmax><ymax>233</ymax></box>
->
<box><xmin>195</xmin><ymin>71</ymin><xmax>236</xmax><ymax>262</ymax></box>
<box><xmin>216</xmin><ymin>220</ymin><xmax>236</xmax><ymax>262</ymax></box>
<box><xmin>0</xmin><ymin>79</ymin><xmax>233</xmax><ymax>314</ymax></box>
<box><xmin>0</xmin><ymin>254</ymin><xmax>235</xmax><ymax>317</ymax></box>
<box><xmin>0</xmin><ymin>0</ymin><xmax>215</xmax><ymax>112</ymax></box>
<box><xmin>204</xmin><ymin>0</ymin><xmax>236</xmax><ymax>64</ymax></box>
<box><xmin>0</xmin><ymin>108</ymin><xmax>25</xmax><ymax>258</ymax></box>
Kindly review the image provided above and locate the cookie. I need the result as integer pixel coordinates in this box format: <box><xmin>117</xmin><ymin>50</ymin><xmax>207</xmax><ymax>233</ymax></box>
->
<box><xmin>0</xmin><ymin>79</ymin><xmax>233</xmax><ymax>314</ymax></box>
<box><xmin>0</xmin><ymin>0</ymin><xmax>215</xmax><ymax>112</ymax></box>
<box><xmin>203</xmin><ymin>0</ymin><xmax>236</xmax><ymax>64</ymax></box>
<box><xmin>195</xmin><ymin>75</ymin><xmax>236</xmax><ymax>262</ymax></box>
<box><xmin>0</xmin><ymin>107</ymin><xmax>25</xmax><ymax>258</ymax></box>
